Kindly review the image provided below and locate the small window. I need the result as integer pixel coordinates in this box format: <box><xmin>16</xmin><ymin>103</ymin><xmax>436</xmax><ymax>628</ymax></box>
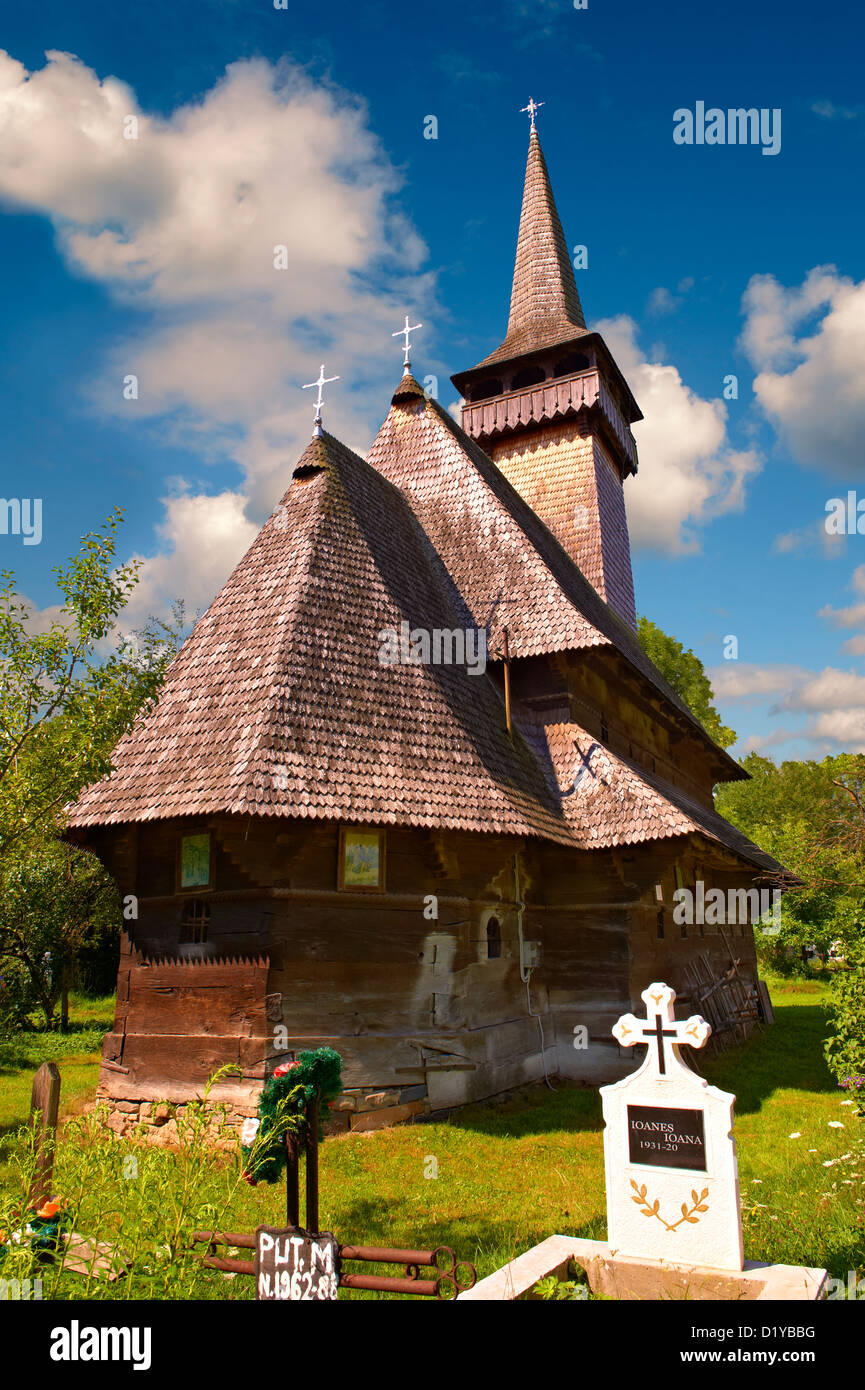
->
<box><xmin>601</xmin><ymin>718</ymin><xmax>609</xmax><ymax>744</ymax></box>
<box><xmin>486</xmin><ymin>917</ymin><xmax>502</xmax><ymax>959</ymax></box>
<box><xmin>511</xmin><ymin>365</ymin><xmax>546</xmax><ymax>390</ymax></box>
<box><xmin>181</xmin><ymin>898</ymin><xmax>210</xmax><ymax>944</ymax></box>
<box><xmin>656</xmin><ymin>908</ymin><xmax>665</xmax><ymax>940</ymax></box>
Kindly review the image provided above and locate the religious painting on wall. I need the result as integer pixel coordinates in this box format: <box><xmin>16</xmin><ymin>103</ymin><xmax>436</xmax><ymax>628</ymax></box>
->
<box><xmin>338</xmin><ymin>827</ymin><xmax>385</xmax><ymax>891</ymax></box>
<box><xmin>180</xmin><ymin>832</ymin><xmax>211</xmax><ymax>890</ymax></box>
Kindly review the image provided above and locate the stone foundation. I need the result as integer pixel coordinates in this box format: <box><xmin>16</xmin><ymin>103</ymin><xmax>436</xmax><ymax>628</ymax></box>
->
<box><xmin>91</xmin><ymin>1083</ymin><xmax>432</xmax><ymax>1147</ymax></box>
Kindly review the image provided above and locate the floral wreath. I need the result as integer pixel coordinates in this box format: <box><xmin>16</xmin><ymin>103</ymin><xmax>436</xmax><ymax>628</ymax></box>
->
<box><xmin>240</xmin><ymin>1047</ymin><xmax>342</xmax><ymax>1185</ymax></box>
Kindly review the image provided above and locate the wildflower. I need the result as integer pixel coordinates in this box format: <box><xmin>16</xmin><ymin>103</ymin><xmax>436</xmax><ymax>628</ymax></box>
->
<box><xmin>823</xmin><ymin>1160</ymin><xmax>836</xmax><ymax>1167</ymax></box>
<box><xmin>35</xmin><ymin>1199</ymin><xmax>61</xmax><ymax>1219</ymax></box>
<box><xmin>788</xmin><ymin>1132</ymin><xmax>802</xmax><ymax>1139</ymax></box>
<box><xmin>751</xmin><ymin>1178</ymin><xmax>763</xmax><ymax>1183</ymax></box>
<box><xmin>828</xmin><ymin>1121</ymin><xmax>845</xmax><ymax>1129</ymax></box>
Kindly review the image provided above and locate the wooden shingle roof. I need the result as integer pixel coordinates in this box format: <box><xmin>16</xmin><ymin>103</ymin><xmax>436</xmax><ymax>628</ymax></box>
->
<box><xmin>368</xmin><ymin>378</ymin><xmax>745</xmax><ymax>782</ymax></box>
<box><xmin>68</xmin><ymin>430</ymin><xmax>575</xmax><ymax>844</ymax></box>
<box><xmin>527</xmin><ymin>721</ymin><xmax>786</xmax><ymax>876</ymax></box>
<box><xmin>471</xmin><ymin>128</ymin><xmax>588</xmax><ymax>371</ymax></box>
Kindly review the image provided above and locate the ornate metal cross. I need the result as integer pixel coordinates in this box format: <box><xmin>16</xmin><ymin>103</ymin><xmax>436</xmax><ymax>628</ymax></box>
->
<box><xmin>520</xmin><ymin>97</ymin><xmax>545</xmax><ymax>130</ymax></box>
<box><xmin>392</xmin><ymin>314</ymin><xmax>423</xmax><ymax>368</ymax></box>
<box><xmin>612</xmin><ymin>982</ymin><xmax>711</xmax><ymax>1078</ymax></box>
<box><xmin>302</xmin><ymin>363</ymin><xmax>339</xmax><ymax>432</ymax></box>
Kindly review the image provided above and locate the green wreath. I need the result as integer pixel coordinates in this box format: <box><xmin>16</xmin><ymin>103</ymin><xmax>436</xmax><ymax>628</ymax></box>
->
<box><xmin>241</xmin><ymin>1047</ymin><xmax>342</xmax><ymax>1185</ymax></box>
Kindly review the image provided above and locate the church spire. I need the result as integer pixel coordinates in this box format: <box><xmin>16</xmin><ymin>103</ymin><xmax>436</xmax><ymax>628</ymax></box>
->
<box><xmin>482</xmin><ymin>123</ymin><xmax>587</xmax><ymax>368</ymax></box>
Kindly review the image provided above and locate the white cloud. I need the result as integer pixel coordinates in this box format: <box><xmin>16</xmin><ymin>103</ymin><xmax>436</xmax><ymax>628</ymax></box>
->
<box><xmin>120</xmin><ymin>489</ymin><xmax>259</xmax><ymax>631</ymax></box>
<box><xmin>646</xmin><ymin>286</ymin><xmax>680</xmax><ymax>316</ymax></box>
<box><xmin>811</xmin><ymin>99</ymin><xmax>860</xmax><ymax>121</ymax></box>
<box><xmin>708</xmin><ymin>663</ymin><xmax>811</xmax><ymax>702</ymax></box>
<box><xmin>597</xmin><ymin>315</ymin><xmax>761</xmax><ymax>554</ymax></box>
<box><xmin>772</xmin><ymin>516</ymin><xmax>845</xmax><ymax>557</ymax></box>
<box><xmin>708</xmin><ymin>642</ymin><xmax>865</xmax><ymax>756</ymax></box>
<box><xmin>740</xmin><ymin>266</ymin><xmax>865</xmax><ymax>477</ymax></box>
<box><xmin>0</xmin><ymin>49</ymin><xmax>436</xmax><ymax>603</ymax></box>
<box><xmin>775</xmin><ymin>667</ymin><xmax>865</xmax><ymax>712</ymax></box>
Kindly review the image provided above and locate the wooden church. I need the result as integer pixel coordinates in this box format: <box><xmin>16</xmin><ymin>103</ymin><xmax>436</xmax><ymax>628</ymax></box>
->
<box><xmin>68</xmin><ymin>117</ymin><xmax>782</xmax><ymax>1135</ymax></box>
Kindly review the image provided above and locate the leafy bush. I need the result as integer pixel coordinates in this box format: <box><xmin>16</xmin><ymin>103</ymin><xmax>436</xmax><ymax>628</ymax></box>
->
<box><xmin>825</xmin><ymin>936</ymin><xmax>865</xmax><ymax>1104</ymax></box>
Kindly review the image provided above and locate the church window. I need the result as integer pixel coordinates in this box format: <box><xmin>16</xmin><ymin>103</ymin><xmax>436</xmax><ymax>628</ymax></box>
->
<box><xmin>486</xmin><ymin>917</ymin><xmax>502</xmax><ymax>959</ymax></box>
<box><xmin>179</xmin><ymin>833</ymin><xmax>211</xmax><ymax>890</ymax></box>
<box><xmin>469</xmin><ymin>378</ymin><xmax>503</xmax><ymax>403</ymax></box>
<box><xmin>181</xmin><ymin>898</ymin><xmax>210</xmax><ymax>944</ymax></box>
<box><xmin>510</xmin><ymin>365</ymin><xmax>546</xmax><ymax>390</ymax></box>
<box><xmin>552</xmin><ymin>352</ymin><xmax>590</xmax><ymax>378</ymax></box>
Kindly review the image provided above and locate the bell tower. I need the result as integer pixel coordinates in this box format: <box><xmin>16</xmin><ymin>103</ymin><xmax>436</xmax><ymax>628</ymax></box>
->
<box><xmin>451</xmin><ymin>116</ymin><xmax>641</xmax><ymax>630</ymax></box>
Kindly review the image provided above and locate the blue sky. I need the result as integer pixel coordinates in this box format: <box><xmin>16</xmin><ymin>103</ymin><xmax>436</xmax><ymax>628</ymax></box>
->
<box><xmin>1</xmin><ymin>0</ymin><xmax>864</xmax><ymax>760</ymax></box>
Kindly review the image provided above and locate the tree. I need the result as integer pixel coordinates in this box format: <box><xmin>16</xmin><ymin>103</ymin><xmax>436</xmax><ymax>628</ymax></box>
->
<box><xmin>0</xmin><ymin>512</ymin><xmax>186</xmax><ymax>1027</ymax></box>
<box><xmin>0</xmin><ymin>512</ymin><xmax>184</xmax><ymax>864</ymax></box>
<box><xmin>0</xmin><ymin>840</ymin><xmax>120</xmax><ymax>1031</ymax></box>
<box><xmin>716</xmin><ymin>753</ymin><xmax>865</xmax><ymax>974</ymax></box>
<box><xmin>636</xmin><ymin>616</ymin><xmax>736</xmax><ymax>749</ymax></box>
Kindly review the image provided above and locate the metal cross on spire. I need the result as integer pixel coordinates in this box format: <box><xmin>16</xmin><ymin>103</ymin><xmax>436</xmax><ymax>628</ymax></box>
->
<box><xmin>520</xmin><ymin>97</ymin><xmax>545</xmax><ymax>130</ymax></box>
<box><xmin>392</xmin><ymin>314</ymin><xmax>423</xmax><ymax>371</ymax></box>
<box><xmin>302</xmin><ymin>363</ymin><xmax>339</xmax><ymax>436</ymax></box>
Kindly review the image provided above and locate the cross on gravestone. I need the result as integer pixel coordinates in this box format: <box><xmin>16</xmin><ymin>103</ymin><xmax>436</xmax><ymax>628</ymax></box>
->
<box><xmin>613</xmin><ymin>982</ymin><xmax>711</xmax><ymax>1077</ymax></box>
<box><xmin>601</xmin><ymin>982</ymin><xmax>744</xmax><ymax>1272</ymax></box>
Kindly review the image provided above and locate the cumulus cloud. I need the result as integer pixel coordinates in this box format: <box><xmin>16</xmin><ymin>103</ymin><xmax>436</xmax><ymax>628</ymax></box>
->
<box><xmin>597</xmin><ymin>315</ymin><xmax>761</xmax><ymax>554</ymax></box>
<box><xmin>708</xmin><ymin>636</ymin><xmax>865</xmax><ymax>755</ymax></box>
<box><xmin>0</xmin><ymin>49</ymin><xmax>435</xmax><ymax>610</ymax></box>
<box><xmin>818</xmin><ymin>565</ymin><xmax>865</xmax><ymax>654</ymax></box>
<box><xmin>740</xmin><ymin>266</ymin><xmax>865</xmax><ymax>477</ymax></box>
<box><xmin>708</xmin><ymin>663</ymin><xmax>811</xmax><ymax>702</ymax></box>
<box><xmin>120</xmin><ymin>490</ymin><xmax>259</xmax><ymax>631</ymax></box>
<box><xmin>772</xmin><ymin>516</ymin><xmax>845</xmax><ymax>557</ymax></box>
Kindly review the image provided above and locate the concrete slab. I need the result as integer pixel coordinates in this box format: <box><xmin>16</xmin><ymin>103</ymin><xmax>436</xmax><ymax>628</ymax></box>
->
<box><xmin>457</xmin><ymin>1235</ymin><xmax>829</xmax><ymax>1301</ymax></box>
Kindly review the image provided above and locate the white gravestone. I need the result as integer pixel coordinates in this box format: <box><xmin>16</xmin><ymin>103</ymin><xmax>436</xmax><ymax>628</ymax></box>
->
<box><xmin>600</xmin><ymin>981</ymin><xmax>744</xmax><ymax>1272</ymax></box>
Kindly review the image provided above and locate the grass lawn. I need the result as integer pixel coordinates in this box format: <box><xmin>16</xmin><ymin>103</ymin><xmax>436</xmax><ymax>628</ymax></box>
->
<box><xmin>0</xmin><ymin>993</ymin><xmax>112</xmax><ymax>1137</ymax></box>
<box><xmin>1</xmin><ymin>974</ymin><xmax>862</xmax><ymax>1297</ymax></box>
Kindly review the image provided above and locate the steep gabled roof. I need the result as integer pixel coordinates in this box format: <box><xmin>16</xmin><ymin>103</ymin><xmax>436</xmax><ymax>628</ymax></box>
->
<box><xmin>471</xmin><ymin>128</ymin><xmax>588</xmax><ymax>371</ymax></box>
<box><xmin>67</xmin><ymin>430</ymin><xmax>575</xmax><ymax>845</ymax></box>
<box><xmin>368</xmin><ymin>376</ymin><xmax>745</xmax><ymax>782</ymax></box>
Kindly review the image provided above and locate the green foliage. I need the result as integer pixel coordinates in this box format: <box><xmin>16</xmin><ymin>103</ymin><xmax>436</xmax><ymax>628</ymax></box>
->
<box><xmin>0</xmin><ymin>512</ymin><xmax>187</xmax><ymax>1033</ymax></box>
<box><xmin>0</xmin><ymin>841</ymin><xmax>120</xmax><ymax>1031</ymax></box>
<box><xmin>716</xmin><ymin>752</ymin><xmax>865</xmax><ymax>970</ymax></box>
<box><xmin>0</xmin><ymin>513</ymin><xmax>186</xmax><ymax>864</ymax></box>
<box><xmin>636</xmin><ymin>616</ymin><xmax>736</xmax><ymax>749</ymax></box>
<box><xmin>242</xmin><ymin>1048</ymin><xmax>343</xmax><ymax>1184</ymax></box>
<box><xmin>824</xmin><ymin>937</ymin><xmax>865</xmax><ymax>1102</ymax></box>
